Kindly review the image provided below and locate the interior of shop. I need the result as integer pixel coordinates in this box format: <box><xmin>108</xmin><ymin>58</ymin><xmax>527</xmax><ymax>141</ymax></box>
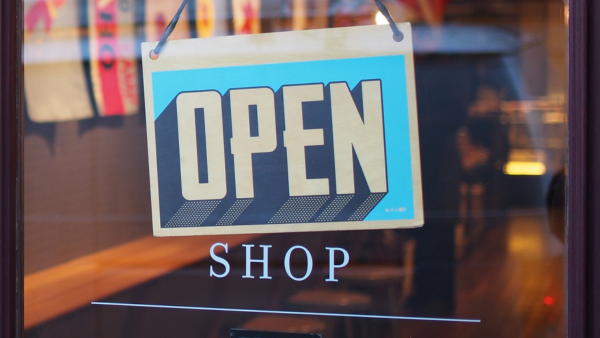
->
<box><xmin>23</xmin><ymin>0</ymin><xmax>567</xmax><ymax>337</ymax></box>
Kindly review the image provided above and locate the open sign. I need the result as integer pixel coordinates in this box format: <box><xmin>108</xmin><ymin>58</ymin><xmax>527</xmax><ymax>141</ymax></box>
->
<box><xmin>143</xmin><ymin>24</ymin><xmax>423</xmax><ymax>236</ymax></box>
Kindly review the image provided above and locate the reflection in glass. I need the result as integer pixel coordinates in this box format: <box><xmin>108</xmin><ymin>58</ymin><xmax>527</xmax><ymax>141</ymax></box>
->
<box><xmin>24</xmin><ymin>0</ymin><xmax>567</xmax><ymax>337</ymax></box>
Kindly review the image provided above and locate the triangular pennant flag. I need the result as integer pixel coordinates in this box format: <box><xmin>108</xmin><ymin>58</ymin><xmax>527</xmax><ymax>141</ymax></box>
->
<box><xmin>232</xmin><ymin>0</ymin><xmax>261</xmax><ymax>34</ymax></box>
<box><xmin>24</xmin><ymin>0</ymin><xmax>94</xmax><ymax>122</ymax></box>
<box><xmin>87</xmin><ymin>0</ymin><xmax>139</xmax><ymax>116</ymax></box>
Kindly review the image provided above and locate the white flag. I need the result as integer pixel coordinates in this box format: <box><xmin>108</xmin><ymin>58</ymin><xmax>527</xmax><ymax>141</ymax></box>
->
<box><xmin>24</xmin><ymin>0</ymin><xmax>94</xmax><ymax>122</ymax></box>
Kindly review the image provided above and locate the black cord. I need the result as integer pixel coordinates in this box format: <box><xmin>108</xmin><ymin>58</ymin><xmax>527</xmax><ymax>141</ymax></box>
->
<box><xmin>373</xmin><ymin>0</ymin><xmax>404</xmax><ymax>42</ymax></box>
<box><xmin>150</xmin><ymin>0</ymin><xmax>190</xmax><ymax>59</ymax></box>
<box><xmin>150</xmin><ymin>0</ymin><xmax>402</xmax><ymax>59</ymax></box>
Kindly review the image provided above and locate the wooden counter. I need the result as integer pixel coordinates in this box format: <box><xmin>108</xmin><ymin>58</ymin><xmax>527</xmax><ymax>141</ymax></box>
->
<box><xmin>24</xmin><ymin>234</ymin><xmax>259</xmax><ymax>329</ymax></box>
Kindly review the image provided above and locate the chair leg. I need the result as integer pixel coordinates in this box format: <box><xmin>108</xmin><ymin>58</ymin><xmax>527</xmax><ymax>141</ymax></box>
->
<box><xmin>360</xmin><ymin>317</ymin><xmax>369</xmax><ymax>338</ymax></box>
<box><xmin>401</xmin><ymin>239</ymin><xmax>416</xmax><ymax>303</ymax></box>
<box><xmin>388</xmin><ymin>285</ymin><xmax>401</xmax><ymax>337</ymax></box>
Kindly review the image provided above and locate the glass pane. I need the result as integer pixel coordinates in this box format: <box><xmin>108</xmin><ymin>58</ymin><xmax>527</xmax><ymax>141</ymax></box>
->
<box><xmin>24</xmin><ymin>0</ymin><xmax>567</xmax><ymax>337</ymax></box>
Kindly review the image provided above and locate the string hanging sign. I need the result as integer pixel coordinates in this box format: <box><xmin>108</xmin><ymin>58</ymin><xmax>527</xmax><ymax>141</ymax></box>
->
<box><xmin>142</xmin><ymin>20</ymin><xmax>423</xmax><ymax>236</ymax></box>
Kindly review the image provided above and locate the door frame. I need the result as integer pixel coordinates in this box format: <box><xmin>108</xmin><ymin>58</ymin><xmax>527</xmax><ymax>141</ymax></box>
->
<box><xmin>0</xmin><ymin>0</ymin><xmax>23</xmax><ymax>337</ymax></box>
<box><xmin>568</xmin><ymin>0</ymin><xmax>600</xmax><ymax>336</ymax></box>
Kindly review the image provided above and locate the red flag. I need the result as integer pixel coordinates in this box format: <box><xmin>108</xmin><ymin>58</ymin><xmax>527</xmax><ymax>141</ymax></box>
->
<box><xmin>87</xmin><ymin>0</ymin><xmax>139</xmax><ymax>116</ymax></box>
<box><xmin>233</xmin><ymin>0</ymin><xmax>261</xmax><ymax>34</ymax></box>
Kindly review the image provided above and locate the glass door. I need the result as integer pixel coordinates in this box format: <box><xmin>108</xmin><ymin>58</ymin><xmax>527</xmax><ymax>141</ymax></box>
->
<box><xmin>20</xmin><ymin>0</ymin><xmax>571</xmax><ymax>337</ymax></box>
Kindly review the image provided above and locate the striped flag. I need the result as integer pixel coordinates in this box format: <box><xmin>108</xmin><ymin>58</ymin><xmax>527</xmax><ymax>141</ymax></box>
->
<box><xmin>87</xmin><ymin>0</ymin><xmax>139</xmax><ymax>116</ymax></box>
<box><xmin>24</xmin><ymin>0</ymin><xmax>94</xmax><ymax>122</ymax></box>
<box><xmin>233</xmin><ymin>0</ymin><xmax>261</xmax><ymax>34</ymax></box>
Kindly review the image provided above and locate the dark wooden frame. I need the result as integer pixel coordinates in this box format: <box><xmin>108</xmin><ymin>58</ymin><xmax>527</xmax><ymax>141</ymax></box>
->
<box><xmin>0</xmin><ymin>0</ymin><xmax>23</xmax><ymax>337</ymax></box>
<box><xmin>567</xmin><ymin>0</ymin><xmax>586</xmax><ymax>335</ymax></box>
<box><xmin>589</xmin><ymin>0</ymin><xmax>600</xmax><ymax>334</ymax></box>
<box><xmin>0</xmin><ymin>0</ymin><xmax>598</xmax><ymax>337</ymax></box>
<box><xmin>568</xmin><ymin>0</ymin><xmax>600</xmax><ymax>337</ymax></box>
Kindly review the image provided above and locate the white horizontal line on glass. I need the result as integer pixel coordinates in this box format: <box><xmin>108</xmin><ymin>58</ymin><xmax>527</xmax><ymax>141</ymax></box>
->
<box><xmin>91</xmin><ymin>301</ymin><xmax>481</xmax><ymax>323</ymax></box>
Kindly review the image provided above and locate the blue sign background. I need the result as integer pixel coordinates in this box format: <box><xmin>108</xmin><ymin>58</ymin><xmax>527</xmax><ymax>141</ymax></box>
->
<box><xmin>151</xmin><ymin>55</ymin><xmax>414</xmax><ymax>221</ymax></box>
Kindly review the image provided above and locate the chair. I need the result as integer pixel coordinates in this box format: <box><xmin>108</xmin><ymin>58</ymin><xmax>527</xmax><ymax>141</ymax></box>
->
<box><xmin>241</xmin><ymin>314</ymin><xmax>327</xmax><ymax>334</ymax></box>
<box><xmin>287</xmin><ymin>289</ymin><xmax>372</xmax><ymax>338</ymax></box>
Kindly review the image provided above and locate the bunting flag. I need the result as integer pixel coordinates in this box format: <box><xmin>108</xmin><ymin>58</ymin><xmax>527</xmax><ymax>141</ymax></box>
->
<box><xmin>232</xmin><ymin>0</ymin><xmax>261</xmax><ymax>35</ymax></box>
<box><xmin>291</xmin><ymin>0</ymin><xmax>307</xmax><ymax>31</ymax></box>
<box><xmin>398</xmin><ymin>0</ymin><xmax>449</xmax><ymax>24</ymax></box>
<box><xmin>87</xmin><ymin>0</ymin><xmax>139</xmax><ymax>116</ymax></box>
<box><xmin>24</xmin><ymin>0</ymin><xmax>94</xmax><ymax>122</ymax></box>
<box><xmin>332</xmin><ymin>0</ymin><xmax>355</xmax><ymax>28</ymax></box>
<box><xmin>289</xmin><ymin>0</ymin><xmax>329</xmax><ymax>31</ymax></box>
<box><xmin>194</xmin><ymin>0</ymin><xmax>215</xmax><ymax>37</ymax></box>
<box><xmin>192</xmin><ymin>0</ymin><xmax>227</xmax><ymax>37</ymax></box>
<box><xmin>145</xmin><ymin>0</ymin><xmax>191</xmax><ymax>42</ymax></box>
<box><xmin>310</xmin><ymin>0</ymin><xmax>329</xmax><ymax>29</ymax></box>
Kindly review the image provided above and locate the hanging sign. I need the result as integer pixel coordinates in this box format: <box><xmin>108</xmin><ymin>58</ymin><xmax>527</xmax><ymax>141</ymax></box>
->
<box><xmin>142</xmin><ymin>24</ymin><xmax>423</xmax><ymax>237</ymax></box>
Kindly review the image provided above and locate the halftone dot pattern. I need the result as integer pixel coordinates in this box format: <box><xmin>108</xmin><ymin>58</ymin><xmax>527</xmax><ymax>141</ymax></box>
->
<box><xmin>349</xmin><ymin>193</ymin><xmax>386</xmax><ymax>221</ymax></box>
<box><xmin>316</xmin><ymin>194</ymin><xmax>354</xmax><ymax>222</ymax></box>
<box><xmin>165</xmin><ymin>200</ymin><xmax>220</xmax><ymax>227</ymax></box>
<box><xmin>216</xmin><ymin>199</ymin><xmax>254</xmax><ymax>225</ymax></box>
<box><xmin>269</xmin><ymin>196</ymin><xmax>330</xmax><ymax>224</ymax></box>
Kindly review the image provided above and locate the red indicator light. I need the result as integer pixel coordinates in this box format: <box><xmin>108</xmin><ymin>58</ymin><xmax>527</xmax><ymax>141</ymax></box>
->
<box><xmin>544</xmin><ymin>296</ymin><xmax>555</xmax><ymax>306</ymax></box>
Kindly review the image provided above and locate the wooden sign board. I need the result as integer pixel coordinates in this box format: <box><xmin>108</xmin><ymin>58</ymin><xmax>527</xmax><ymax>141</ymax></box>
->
<box><xmin>142</xmin><ymin>24</ymin><xmax>423</xmax><ymax>237</ymax></box>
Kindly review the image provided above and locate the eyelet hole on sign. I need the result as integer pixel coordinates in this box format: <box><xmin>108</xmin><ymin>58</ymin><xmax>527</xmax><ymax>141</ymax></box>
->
<box><xmin>393</xmin><ymin>32</ymin><xmax>404</xmax><ymax>42</ymax></box>
<box><xmin>150</xmin><ymin>49</ymin><xmax>159</xmax><ymax>60</ymax></box>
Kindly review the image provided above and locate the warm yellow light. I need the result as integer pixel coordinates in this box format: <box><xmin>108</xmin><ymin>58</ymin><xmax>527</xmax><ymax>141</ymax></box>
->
<box><xmin>543</xmin><ymin>111</ymin><xmax>564</xmax><ymax>124</ymax></box>
<box><xmin>504</xmin><ymin>161</ymin><xmax>547</xmax><ymax>176</ymax></box>
<box><xmin>375</xmin><ymin>11</ymin><xmax>387</xmax><ymax>25</ymax></box>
